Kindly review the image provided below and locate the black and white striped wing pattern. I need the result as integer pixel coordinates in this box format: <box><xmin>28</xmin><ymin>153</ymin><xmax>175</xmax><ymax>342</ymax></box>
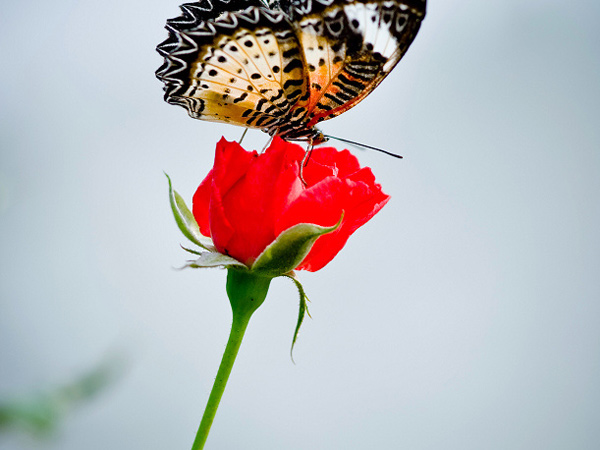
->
<box><xmin>281</xmin><ymin>0</ymin><xmax>426</xmax><ymax>131</ymax></box>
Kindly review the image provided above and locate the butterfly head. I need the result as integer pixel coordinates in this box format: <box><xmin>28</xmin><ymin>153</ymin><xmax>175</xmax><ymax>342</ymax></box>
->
<box><xmin>311</xmin><ymin>130</ymin><xmax>328</xmax><ymax>146</ymax></box>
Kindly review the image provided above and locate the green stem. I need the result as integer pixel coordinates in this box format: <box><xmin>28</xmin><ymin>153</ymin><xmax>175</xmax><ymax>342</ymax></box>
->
<box><xmin>191</xmin><ymin>269</ymin><xmax>272</xmax><ymax>450</ymax></box>
<box><xmin>191</xmin><ymin>309</ymin><xmax>251</xmax><ymax>450</ymax></box>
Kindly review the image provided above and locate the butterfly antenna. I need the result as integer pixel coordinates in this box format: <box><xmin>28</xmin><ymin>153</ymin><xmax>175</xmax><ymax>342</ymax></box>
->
<box><xmin>323</xmin><ymin>135</ymin><xmax>403</xmax><ymax>159</ymax></box>
<box><xmin>238</xmin><ymin>128</ymin><xmax>248</xmax><ymax>145</ymax></box>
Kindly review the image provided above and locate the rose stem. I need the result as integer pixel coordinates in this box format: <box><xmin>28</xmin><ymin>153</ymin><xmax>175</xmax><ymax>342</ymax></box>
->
<box><xmin>191</xmin><ymin>269</ymin><xmax>271</xmax><ymax>450</ymax></box>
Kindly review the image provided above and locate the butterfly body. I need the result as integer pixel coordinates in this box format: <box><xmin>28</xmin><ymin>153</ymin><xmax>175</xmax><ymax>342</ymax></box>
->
<box><xmin>156</xmin><ymin>0</ymin><xmax>426</xmax><ymax>143</ymax></box>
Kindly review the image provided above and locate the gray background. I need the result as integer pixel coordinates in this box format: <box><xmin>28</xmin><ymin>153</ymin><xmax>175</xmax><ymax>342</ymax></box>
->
<box><xmin>1</xmin><ymin>0</ymin><xmax>599</xmax><ymax>448</ymax></box>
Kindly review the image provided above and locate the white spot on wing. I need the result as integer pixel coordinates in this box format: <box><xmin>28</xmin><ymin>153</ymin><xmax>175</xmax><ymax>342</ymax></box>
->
<box><xmin>343</xmin><ymin>2</ymin><xmax>399</xmax><ymax>59</ymax></box>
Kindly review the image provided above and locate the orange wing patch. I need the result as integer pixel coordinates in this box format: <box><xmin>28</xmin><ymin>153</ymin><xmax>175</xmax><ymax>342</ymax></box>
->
<box><xmin>295</xmin><ymin>1</ymin><xmax>424</xmax><ymax>129</ymax></box>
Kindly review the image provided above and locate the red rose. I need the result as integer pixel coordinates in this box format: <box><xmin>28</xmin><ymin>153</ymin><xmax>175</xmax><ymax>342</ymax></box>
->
<box><xmin>192</xmin><ymin>137</ymin><xmax>390</xmax><ymax>272</ymax></box>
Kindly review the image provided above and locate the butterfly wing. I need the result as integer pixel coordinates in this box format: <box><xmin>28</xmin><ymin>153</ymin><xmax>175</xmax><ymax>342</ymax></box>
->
<box><xmin>156</xmin><ymin>0</ymin><xmax>426</xmax><ymax>141</ymax></box>
<box><xmin>157</xmin><ymin>0</ymin><xmax>265</xmax><ymax>81</ymax></box>
<box><xmin>282</xmin><ymin>0</ymin><xmax>426</xmax><ymax>128</ymax></box>
<box><xmin>156</xmin><ymin>4</ymin><xmax>309</xmax><ymax>134</ymax></box>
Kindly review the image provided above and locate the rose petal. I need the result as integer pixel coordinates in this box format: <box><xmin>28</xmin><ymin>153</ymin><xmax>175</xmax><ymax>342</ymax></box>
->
<box><xmin>277</xmin><ymin>174</ymin><xmax>390</xmax><ymax>272</ymax></box>
<box><xmin>310</xmin><ymin>147</ymin><xmax>361</xmax><ymax>178</ymax></box>
<box><xmin>276</xmin><ymin>177</ymin><xmax>346</xmax><ymax>270</ymax></box>
<box><xmin>215</xmin><ymin>138</ymin><xmax>305</xmax><ymax>264</ymax></box>
<box><xmin>191</xmin><ymin>168</ymin><xmax>213</xmax><ymax>237</ymax></box>
<box><xmin>212</xmin><ymin>138</ymin><xmax>257</xmax><ymax>196</ymax></box>
<box><xmin>192</xmin><ymin>138</ymin><xmax>255</xmax><ymax>238</ymax></box>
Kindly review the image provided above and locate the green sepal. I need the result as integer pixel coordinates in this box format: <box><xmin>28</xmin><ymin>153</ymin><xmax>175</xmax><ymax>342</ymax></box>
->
<box><xmin>250</xmin><ymin>214</ymin><xmax>343</xmax><ymax>277</ymax></box>
<box><xmin>180</xmin><ymin>245</ymin><xmax>203</xmax><ymax>256</ymax></box>
<box><xmin>186</xmin><ymin>252</ymin><xmax>247</xmax><ymax>269</ymax></box>
<box><xmin>166</xmin><ymin>173</ymin><xmax>214</xmax><ymax>251</ymax></box>
<box><xmin>283</xmin><ymin>272</ymin><xmax>311</xmax><ymax>362</ymax></box>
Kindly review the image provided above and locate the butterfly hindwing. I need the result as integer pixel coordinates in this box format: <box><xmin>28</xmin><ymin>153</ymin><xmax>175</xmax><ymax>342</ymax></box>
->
<box><xmin>284</xmin><ymin>0</ymin><xmax>426</xmax><ymax>128</ymax></box>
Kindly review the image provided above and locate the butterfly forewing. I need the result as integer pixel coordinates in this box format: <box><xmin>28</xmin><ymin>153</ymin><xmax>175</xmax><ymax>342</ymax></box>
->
<box><xmin>160</xmin><ymin>7</ymin><xmax>309</xmax><ymax>132</ymax></box>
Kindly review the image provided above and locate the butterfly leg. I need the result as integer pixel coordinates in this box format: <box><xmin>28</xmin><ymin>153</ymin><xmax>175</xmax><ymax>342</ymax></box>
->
<box><xmin>261</xmin><ymin>135</ymin><xmax>275</xmax><ymax>153</ymax></box>
<box><xmin>299</xmin><ymin>140</ymin><xmax>314</xmax><ymax>186</ymax></box>
<box><xmin>238</xmin><ymin>128</ymin><xmax>249</xmax><ymax>145</ymax></box>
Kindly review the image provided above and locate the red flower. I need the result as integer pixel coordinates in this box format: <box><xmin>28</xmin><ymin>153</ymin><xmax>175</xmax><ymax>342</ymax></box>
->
<box><xmin>192</xmin><ymin>137</ymin><xmax>390</xmax><ymax>272</ymax></box>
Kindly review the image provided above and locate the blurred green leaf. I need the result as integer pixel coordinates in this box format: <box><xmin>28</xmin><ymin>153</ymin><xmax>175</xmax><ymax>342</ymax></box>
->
<box><xmin>0</xmin><ymin>353</ymin><xmax>125</xmax><ymax>438</ymax></box>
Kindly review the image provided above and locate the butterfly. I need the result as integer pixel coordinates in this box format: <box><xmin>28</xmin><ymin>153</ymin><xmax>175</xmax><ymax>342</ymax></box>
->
<box><xmin>156</xmin><ymin>0</ymin><xmax>426</xmax><ymax>144</ymax></box>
